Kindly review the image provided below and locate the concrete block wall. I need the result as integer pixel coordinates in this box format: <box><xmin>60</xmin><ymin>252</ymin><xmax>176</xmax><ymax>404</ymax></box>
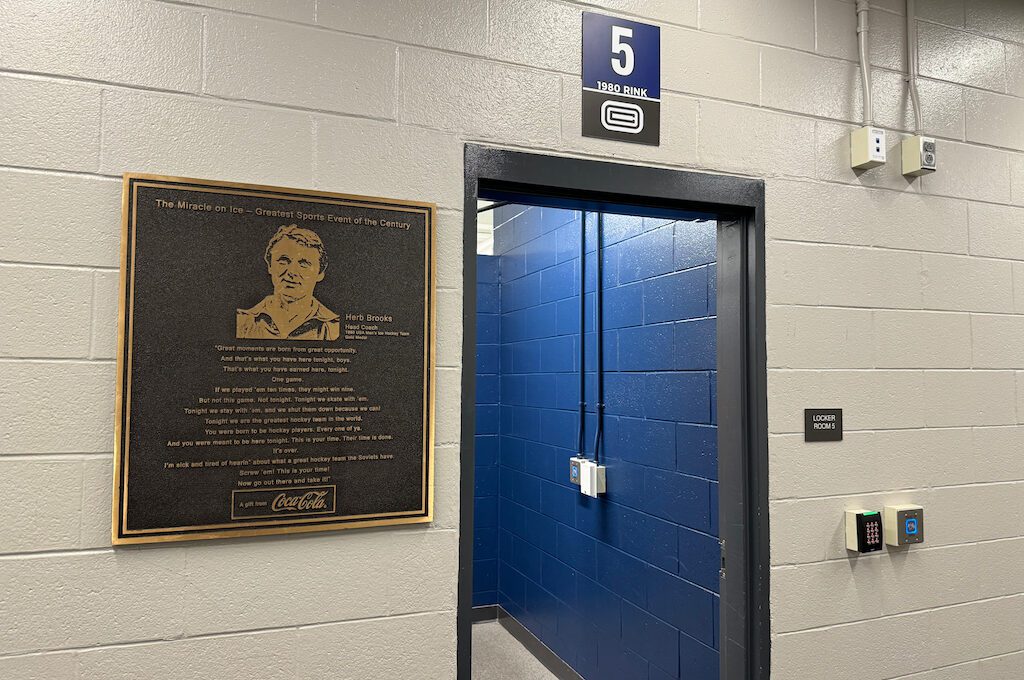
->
<box><xmin>490</xmin><ymin>205</ymin><xmax>719</xmax><ymax>679</ymax></box>
<box><xmin>474</xmin><ymin>254</ymin><xmax>501</xmax><ymax>606</ymax></box>
<box><xmin>0</xmin><ymin>0</ymin><xmax>1021</xmax><ymax>678</ymax></box>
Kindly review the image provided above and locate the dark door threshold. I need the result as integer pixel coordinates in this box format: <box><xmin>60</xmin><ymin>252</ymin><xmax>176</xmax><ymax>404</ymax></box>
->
<box><xmin>472</xmin><ymin>604</ymin><xmax>500</xmax><ymax>623</ymax></box>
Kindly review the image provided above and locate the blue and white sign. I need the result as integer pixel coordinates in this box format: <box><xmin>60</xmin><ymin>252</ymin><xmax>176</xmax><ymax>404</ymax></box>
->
<box><xmin>582</xmin><ymin>11</ymin><xmax>661</xmax><ymax>145</ymax></box>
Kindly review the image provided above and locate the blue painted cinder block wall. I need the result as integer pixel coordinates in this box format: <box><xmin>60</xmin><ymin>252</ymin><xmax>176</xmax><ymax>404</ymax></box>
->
<box><xmin>473</xmin><ymin>253</ymin><xmax>501</xmax><ymax>606</ymax></box>
<box><xmin>475</xmin><ymin>203</ymin><xmax>719</xmax><ymax>680</ymax></box>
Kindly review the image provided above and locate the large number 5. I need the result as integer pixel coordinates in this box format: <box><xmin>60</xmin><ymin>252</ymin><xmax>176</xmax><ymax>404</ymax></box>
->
<box><xmin>611</xmin><ymin>26</ymin><xmax>634</xmax><ymax>76</ymax></box>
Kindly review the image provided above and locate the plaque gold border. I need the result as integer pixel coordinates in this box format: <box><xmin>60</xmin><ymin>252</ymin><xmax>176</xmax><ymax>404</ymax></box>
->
<box><xmin>112</xmin><ymin>173</ymin><xmax>436</xmax><ymax>545</ymax></box>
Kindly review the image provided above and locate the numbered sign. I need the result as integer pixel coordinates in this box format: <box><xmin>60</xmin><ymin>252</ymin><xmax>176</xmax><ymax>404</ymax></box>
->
<box><xmin>582</xmin><ymin>11</ymin><xmax>661</xmax><ymax>146</ymax></box>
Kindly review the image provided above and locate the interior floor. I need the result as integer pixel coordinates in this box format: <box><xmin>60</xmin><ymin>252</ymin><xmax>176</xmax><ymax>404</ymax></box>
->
<box><xmin>472</xmin><ymin>621</ymin><xmax>560</xmax><ymax>680</ymax></box>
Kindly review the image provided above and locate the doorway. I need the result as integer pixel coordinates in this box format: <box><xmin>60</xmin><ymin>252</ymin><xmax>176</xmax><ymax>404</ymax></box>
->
<box><xmin>458</xmin><ymin>146</ymin><xmax>768</xmax><ymax>680</ymax></box>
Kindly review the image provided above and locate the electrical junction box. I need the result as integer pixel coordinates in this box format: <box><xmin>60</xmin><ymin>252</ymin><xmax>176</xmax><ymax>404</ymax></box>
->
<box><xmin>884</xmin><ymin>504</ymin><xmax>924</xmax><ymax>546</ymax></box>
<box><xmin>845</xmin><ymin>509</ymin><xmax>884</xmax><ymax>553</ymax></box>
<box><xmin>569</xmin><ymin>456</ymin><xmax>586</xmax><ymax>486</ymax></box>
<box><xmin>902</xmin><ymin>135</ymin><xmax>936</xmax><ymax>176</ymax></box>
<box><xmin>580</xmin><ymin>460</ymin><xmax>606</xmax><ymax>498</ymax></box>
<box><xmin>851</xmin><ymin>126</ymin><xmax>887</xmax><ymax>169</ymax></box>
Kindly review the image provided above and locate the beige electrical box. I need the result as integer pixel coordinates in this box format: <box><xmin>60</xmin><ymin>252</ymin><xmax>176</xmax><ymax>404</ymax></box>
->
<box><xmin>851</xmin><ymin>126</ymin><xmax>886</xmax><ymax>169</ymax></box>
<box><xmin>902</xmin><ymin>135</ymin><xmax>936</xmax><ymax>176</ymax></box>
<box><xmin>580</xmin><ymin>460</ymin><xmax>606</xmax><ymax>498</ymax></box>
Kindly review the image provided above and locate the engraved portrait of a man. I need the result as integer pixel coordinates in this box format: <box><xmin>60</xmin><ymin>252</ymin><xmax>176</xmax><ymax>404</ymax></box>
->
<box><xmin>236</xmin><ymin>224</ymin><xmax>340</xmax><ymax>340</ymax></box>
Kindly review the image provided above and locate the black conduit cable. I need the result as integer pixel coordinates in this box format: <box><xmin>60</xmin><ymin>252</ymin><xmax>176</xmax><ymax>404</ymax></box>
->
<box><xmin>591</xmin><ymin>212</ymin><xmax>605</xmax><ymax>465</ymax></box>
<box><xmin>576</xmin><ymin>211</ymin><xmax>587</xmax><ymax>458</ymax></box>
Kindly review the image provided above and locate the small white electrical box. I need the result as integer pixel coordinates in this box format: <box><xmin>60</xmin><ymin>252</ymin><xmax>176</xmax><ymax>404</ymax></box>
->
<box><xmin>579</xmin><ymin>460</ymin><xmax>606</xmax><ymax>498</ymax></box>
<box><xmin>569</xmin><ymin>456</ymin><xmax>586</xmax><ymax>486</ymax></box>
<box><xmin>851</xmin><ymin>126</ymin><xmax>887</xmax><ymax>169</ymax></box>
<box><xmin>884</xmin><ymin>504</ymin><xmax>924</xmax><ymax>546</ymax></box>
<box><xmin>845</xmin><ymin>509</ymin><xmax>884</xmax><ymax>553</ymax></box>
<box><xmin>902</xmin><ymin>135</ymin><xmax>936</xmax><ymax>176</ymax></box>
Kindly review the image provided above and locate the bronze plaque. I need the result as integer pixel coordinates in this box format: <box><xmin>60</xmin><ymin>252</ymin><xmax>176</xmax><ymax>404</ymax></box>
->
<box><xmin>112</xmin><ymin>174</ymin><xmax>434</xmax><ymax>544</ymax></box>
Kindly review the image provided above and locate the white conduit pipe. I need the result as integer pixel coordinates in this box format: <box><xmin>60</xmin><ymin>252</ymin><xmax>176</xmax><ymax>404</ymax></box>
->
<box><xmin>906</xmin><ymin>0</ymin><xmax>923</xmax><ymax>134</ymax></box>
<box><xmin>856</xmin><ymin>0</ymin><xmax>874</xmax><ymax>126</ymax></box>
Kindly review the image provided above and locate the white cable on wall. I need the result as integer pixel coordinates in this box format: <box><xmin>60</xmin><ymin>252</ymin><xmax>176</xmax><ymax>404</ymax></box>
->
<box><xmin>906</xmin><ymin>0</ymin><xmax>924</xmax><ymax>134</ymax></box>
<box><xmin>856</xmin><ymin>0</ymin><xmax>874</xmax><ymax>126</ymax></box>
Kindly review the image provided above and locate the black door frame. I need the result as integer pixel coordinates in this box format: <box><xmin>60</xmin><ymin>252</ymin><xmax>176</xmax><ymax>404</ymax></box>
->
<box><xmin>458</xmin><ymin>144</ymin><xmax>769</xmax><ymax>680</ymax></box>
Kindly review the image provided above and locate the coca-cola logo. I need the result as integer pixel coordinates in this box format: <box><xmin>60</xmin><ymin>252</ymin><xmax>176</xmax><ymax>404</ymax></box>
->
<box><xmin>271</xmin><ymin>490</ymin><xmax>330</xmax><ymax>513</ymax></box>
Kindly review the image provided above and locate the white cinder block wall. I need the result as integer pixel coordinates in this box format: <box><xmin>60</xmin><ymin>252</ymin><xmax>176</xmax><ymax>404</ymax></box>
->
<box><xmin>1</xmin><ymin>1</ymin><xmax>1021</xmax><ymax>678</ymax></box>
